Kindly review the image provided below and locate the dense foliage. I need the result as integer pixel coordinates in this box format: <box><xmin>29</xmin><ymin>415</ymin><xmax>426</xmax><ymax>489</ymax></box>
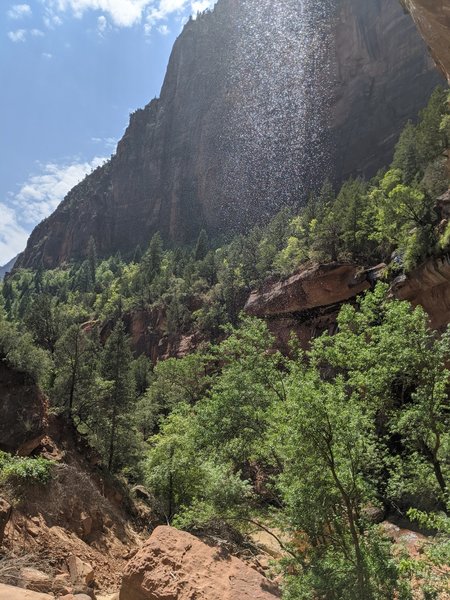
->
<box><xmin>0</xmin><ymin>87</ymin><xmax>449</xmax><ymax>598</ymax></box>
<box><xmin>0</xmin><ymin>451</ymin><xmax>53</xmax><ymax>485</ymax></box>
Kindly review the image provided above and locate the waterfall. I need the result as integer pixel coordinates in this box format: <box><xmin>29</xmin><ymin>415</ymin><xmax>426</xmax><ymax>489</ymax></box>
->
<box><xmin>220</xmin><ymin>0</ymin><xmax>337</xmax><ymax>226</ymax></box>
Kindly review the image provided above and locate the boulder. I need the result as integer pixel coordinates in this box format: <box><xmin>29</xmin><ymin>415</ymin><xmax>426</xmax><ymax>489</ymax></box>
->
<box><xmin>245</xmin><ymin>263</ymin><xmax>373</xmax><ymax>318</ymax></box>
<box><xmin>60</xmin><ymin>590</ymin><xmax>96</xmax><ymax>600</ymax></box>
<box><xmin>0</xmin><ymin>583</ymin><xmax>53</xmax><ymax>600</ymax></box>
<box><xmin>18</xmin><ymin>568</ymin><xmax>52</xmax><ymax>593</ymax></box>
<box><xmin>120</xmin><ymin>526</ymin><xmax>280</xmax><ymax>600</ymax></box>
<box><xmin>52</xmin><ymin>573</ymin><xmax>72</xmax><ymax>595</ymax></box>
<box><xmin>67</xmin><ymin>556</ymin><xmax>94</xmax><ymax>587</ymax></box>
<box><xmin>80</xmin><ymin>513</ymin><xmax>93</xmax><ymax>538</ymax></box>
<box><xmin>131</xmin><ymin>485</ymin><xmax>153</xmax><ymax>503</ymax></box>
<box><xmin>72</xmin><ymin>588</ymin><xmax>96</xmax><ymax>600</ymax></box>
<box><xmin>0</xmin><ymin>497</ymin><xmax>11</xmax><ymax>547</ymax></box>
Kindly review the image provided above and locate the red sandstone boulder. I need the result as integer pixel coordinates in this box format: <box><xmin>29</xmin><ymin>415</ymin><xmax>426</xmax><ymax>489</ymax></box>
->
<box><xmin>17</xmin><ymin>568</ymin><xmax>52</xmax><ymax>593</ymax></box>
<box><xmin>245</xmin><ymin>263</ymin><xmax>373</xmax><ymax>317</ymax></box>
<box><xmin>0</xmin><ymin>584</ymin><xmax>53</xmax><ymax>599</ymax></box>
<box><xmin>119</xmin><ymin>526</ymin><xmax>280</xmax><ymax>600</ymax></box>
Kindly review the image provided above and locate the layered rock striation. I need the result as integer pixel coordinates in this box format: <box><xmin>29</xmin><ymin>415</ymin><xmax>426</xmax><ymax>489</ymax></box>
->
<box><xmin>16</xmin><ymin>0</ymin><xmax>441</xmax><ymax>269</ymax></box>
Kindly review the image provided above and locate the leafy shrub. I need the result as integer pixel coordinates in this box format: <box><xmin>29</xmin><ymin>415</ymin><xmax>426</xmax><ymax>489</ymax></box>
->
<box><xmin>0</xmin><ymin>451</ymin><xmax>53</xmax><ymax>485</ymax></box>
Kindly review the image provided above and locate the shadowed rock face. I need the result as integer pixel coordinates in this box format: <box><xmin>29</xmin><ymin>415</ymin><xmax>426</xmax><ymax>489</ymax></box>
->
<box><xmin>391</xmin><ymin>254</ymin><xmax>450</xmax><ymax>330</ymax></box>
<box><xmin>402</xmin><ymin>0</ymin><xmax>450</xmax><ymax>82</ymax></box>
<box><xmin>0</xmin><ymin>363</ymin><xmax>48</xmax><ymax>456</ymax></box>
<box><xmin>16</xmin><ymin>0</ymin><xmax>441</xmax><ymax>269</ymax></box>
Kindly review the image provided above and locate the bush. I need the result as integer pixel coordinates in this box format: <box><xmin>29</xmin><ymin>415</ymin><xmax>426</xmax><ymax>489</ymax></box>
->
<box><xmin>0</xmin><ymin>451</ymin><xmax>53</xmax><ymax>485</ymax></box>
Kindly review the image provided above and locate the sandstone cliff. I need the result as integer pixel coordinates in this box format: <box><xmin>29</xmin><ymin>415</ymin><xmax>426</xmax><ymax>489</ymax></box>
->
<box><xmin>16</xmin><ymin>0</ymin><xmax>441</xmax><ymax>269</ymax></box>
<box><xmin>243</xmin><ymin>263</ymin><xmax>384</xmax><ymax>353</ymax></box>
<box><xmin>402</xmin><ymin>0</ymin><xmax>450</xmax><ymax>82</ymax></box>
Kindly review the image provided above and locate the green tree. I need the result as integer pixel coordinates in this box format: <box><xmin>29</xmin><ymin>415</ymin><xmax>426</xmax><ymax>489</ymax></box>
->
<box><xmin>273</xmin><ymin>368</ymin><xmax>399</xmax><ymax>599</ymax></box>
<box><xmin>100</xmin><ymin>320</ymin><xmax>136</xmax><ymax>471</ymax></box>
<box><xmin>52</xmin><ymin>323</ymin><xmax>99</xmax><ymax>421</ymax></box>
<box><xmin>0</xmin><ymin>317</ymin><xmax>51</xmax><ymax>385</ymax></box>
<box><xmin>312</xmin><ymin>285</ymin><xmax>450</xmax><ymax>506</ymax></box>
<box><xmin>143</xmin><ymin>405</ymin><xmax>205</xmax><ymax>521</ymax></box>
<box><xmin>136</xmin><ymin>352</ymin><xmax>210</xmax><ymax>438</ymax></box>
<box><xmin>197</xmin><ymin>316</ymin><xmax>286</xmax><ymax>466</ymax></box>
<box><xmin>393</xmin><ymin>121</ymin><xmax>420</xmax><ymax>184</ymax></box>
<box><xmin>24</xmin><ymin>294</ymin><xmax>63</xmax><ymax>354</ymax></box>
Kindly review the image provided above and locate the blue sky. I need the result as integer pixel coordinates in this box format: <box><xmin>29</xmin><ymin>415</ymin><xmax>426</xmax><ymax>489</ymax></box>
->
<box><xmin>0</xmin><ymin>0</ymin><xmax>217</xmax><ymax>264</ymax></box>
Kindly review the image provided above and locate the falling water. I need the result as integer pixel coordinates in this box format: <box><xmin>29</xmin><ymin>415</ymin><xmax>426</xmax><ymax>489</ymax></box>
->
<box><xmin>219</xmin><ymin>0</ymin><xmax>337</xmax><ymax>227</ymax></box>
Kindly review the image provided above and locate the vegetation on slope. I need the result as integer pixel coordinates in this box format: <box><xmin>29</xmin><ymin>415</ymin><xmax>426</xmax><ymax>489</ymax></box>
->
<box><xmin>0</xmin><ymin>88</ymin><xmax>449</xmax><ymax>598</ymax></box>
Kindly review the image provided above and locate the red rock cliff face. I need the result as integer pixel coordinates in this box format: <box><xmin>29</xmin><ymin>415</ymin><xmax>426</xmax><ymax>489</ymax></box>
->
<box><xmin>402</xmin><ymin>0</ymin><xmax>450</xmax><ymax>82</ymax></box>
<box><xmin>244</xmin><ymin>263</ymin><xmax>383</xmax><ymax>352</ymax></box>
<box><xmin>391</xmin><ymin>254</ymin><xmax>450</xmax><ymax>330</ymax></box>
<box><xmin>16</xmin><ymin>0</ymin><xmax>442</xmax><ymax>269</ymax></box>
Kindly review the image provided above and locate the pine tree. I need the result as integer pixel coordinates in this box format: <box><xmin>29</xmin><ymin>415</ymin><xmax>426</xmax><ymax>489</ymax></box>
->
<box><xmin>24</xmin><ymin>294</ymin><xmax>62</xmax><ymax>354</ymax></box>
<box><xmin>101</xmin><ymin>319</ymin><xmax>135</xmax><ymax>471</ymax></box>
<box><xmin>52</xmin><ymin>324</ymin><xmax>99</xmax><ymax>421</ymax></box>
<box><xmin>2</xmin><ymin>279</ymin><xmax>13</xmax><ymax>318</ymax></box>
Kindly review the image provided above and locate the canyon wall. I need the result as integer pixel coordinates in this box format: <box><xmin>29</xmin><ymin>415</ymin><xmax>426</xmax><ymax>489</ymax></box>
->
<box><xmin>402</xmin><ymin>0</ymin><xmax>450</xmax><ymax>82</ymax></box>
<box><xmin>16</xmin><ymin>0</ymin><xmax>441</xmax><ymax>269</ymax></box>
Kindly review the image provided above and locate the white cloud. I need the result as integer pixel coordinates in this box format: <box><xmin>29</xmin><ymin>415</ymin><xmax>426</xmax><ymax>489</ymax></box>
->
<box><xmin>97</xmin><ymin>14</ymin><xmax>108</xmax><ymax>32</ymax></box>
<box><xmin>7</xmin><ymin>27</ymin><xmax>45</xmax><ymax>43</ymax></box>
<box><xmin>191</xmin><ymin>0</ymin><xmax>214</xmax><ymax>13</ymax></box>
<box><xmin>0</xmin><ymin>157</ymin><xmax>106</xmax><ymax>264</ymax></box>
<box><xmin>42</xmin><ymin>52</ymin><xmax>53</xmax><ymax>58</ymax></box>
<box><xmin>44</xmin><ymin>0</ymin><xmax>151</xmax><ymax>27</ymax></box>
<box><xmin>13</xmin><ymin>157</ymin><xmax>107</xmax><ymax>223</ymax></box>
<box><xmin>7</xmin><ymin>28</ymin><xmax>27</xmax><ymax>42</ymax></box>
<box><xmin>0</xmin><ymin>204</ymin><xmax>29</xmax><ymax>265</ymax></box>
<box><xmin>7</xmin><ymin>4</ymin><xmax>32</xmax><ymax>19</ymax></box>
<box><xmin>43</xmin><ymin>12</ymin><xmax>63</xmax><ymax>28</ymax></box>
<box><xmin>41</xmin><ymin>0</ymin><xmax>217</xmax><ymax>29</ymax></box>
<box><xmin>157</xmin><ymin>23</ymin><xmax>169</xmax><ymax>34</ymax></box>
